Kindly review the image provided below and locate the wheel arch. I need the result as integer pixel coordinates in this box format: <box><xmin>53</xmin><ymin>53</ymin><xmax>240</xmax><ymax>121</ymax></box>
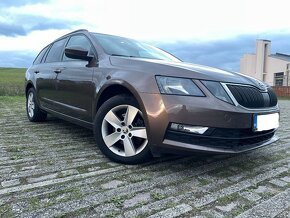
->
<box><xmin>25</xmin><ymin>82</ymin><xmax>34</xmax><ymax>97</ymax></box>
<box><xmin>94</xmin><ymin>80</ymin><xmax>150</xmax><ymax>132</ymax></box>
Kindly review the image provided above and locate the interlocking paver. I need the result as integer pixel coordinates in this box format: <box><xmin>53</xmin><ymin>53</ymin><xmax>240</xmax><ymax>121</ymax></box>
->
<box><xmin>148</xmin><ymin>203</ymin><xmax>192</xmax><ymax>218</ymax></box>
<box><xmin>281</xmin><ymin>176</ymin><xmax>290</xmax><ymax>183</ymax></box>
<box><xmin>1</xmin><ymin>179</ymin><xmax>20</xmax><ymax>188</ymax></box>
<box><xmin>216</xmin><ymin>202</ymin><xmax>238</xmax><ymax>212</ymax></box>
<box><xmin>239</xmin><ymin>191</ymin><xmax>261</xmax><ymax>202</ymax></box>
<box><xmin>269</xmin><ymin>179</ymin><xmax>288</xmax><ymax>187</ymax></box>
<box><xmin>236</xmin><ymin>188</ymin><xmax>290</xmax><ymax>218</ymax></box>
<box><xmin>0</xmin><ymin>97</ymin><xmax>289</xmax><ymax>217</ymax></box>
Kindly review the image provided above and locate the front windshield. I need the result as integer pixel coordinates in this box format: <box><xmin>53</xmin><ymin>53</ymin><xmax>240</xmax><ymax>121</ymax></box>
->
<box><xmin>92</xmin><ymin>33</ymin><xmax>181</xmax><ymax>62</ymax></box>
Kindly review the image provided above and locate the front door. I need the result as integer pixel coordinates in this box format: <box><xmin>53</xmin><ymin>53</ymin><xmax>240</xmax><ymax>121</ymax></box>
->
<box><xmin>53</xmin><ymin>34</ymin><xmax>96</xmax><ymax>122</ymax></box>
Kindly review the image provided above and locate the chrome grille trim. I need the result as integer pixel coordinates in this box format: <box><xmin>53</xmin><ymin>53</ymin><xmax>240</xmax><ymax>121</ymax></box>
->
<box><xmin>221</xmin><ymin>83</ymin><xmax>278</xmax><ymax>110</ymax></box>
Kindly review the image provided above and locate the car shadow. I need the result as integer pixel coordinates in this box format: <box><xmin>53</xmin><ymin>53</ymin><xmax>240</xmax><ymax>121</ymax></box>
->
<box><xmin>37</xmin><ymin>114</ymin><xmax>249</xmax><ymax>170</ymax></box>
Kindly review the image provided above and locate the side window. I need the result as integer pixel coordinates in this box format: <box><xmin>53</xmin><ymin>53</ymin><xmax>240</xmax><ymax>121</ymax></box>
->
<box><xmin>45</xmin><ymin>38</ymin><xmax>67</xmax><ymax>63</ymax></box>
<box><xmin>33</xmin><ymin>45</ymin><xmax>50</xmax><ymax>65</ymax></box>
<box><xmin>63</xmin><ymin>35</ymin><xmax>94</xmax><ymax>61</ymax></box>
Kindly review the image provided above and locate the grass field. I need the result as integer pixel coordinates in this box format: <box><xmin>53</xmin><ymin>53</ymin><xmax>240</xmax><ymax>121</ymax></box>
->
<box><xmin>0</xmin><ymin>68</ymin><xmax>26</xmax><ymax>96</ymax></box>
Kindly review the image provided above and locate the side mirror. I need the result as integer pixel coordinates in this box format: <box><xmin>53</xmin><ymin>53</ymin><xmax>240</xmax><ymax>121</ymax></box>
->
<box><xmin>64</xmin><ymin>46</ymin><xmax>93</xmax><ymax>62</ymax></box>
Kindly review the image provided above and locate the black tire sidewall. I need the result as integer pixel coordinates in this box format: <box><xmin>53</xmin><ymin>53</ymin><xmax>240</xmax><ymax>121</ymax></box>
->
<box><xmin>94</xmin><ymin>95</ymin><xmax>151</xmax><ymax>164</ymax></box>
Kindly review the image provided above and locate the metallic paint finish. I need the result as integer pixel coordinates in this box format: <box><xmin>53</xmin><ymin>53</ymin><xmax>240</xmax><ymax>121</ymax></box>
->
<box><xmin>25</xmin><ymin>30</ymin><xmax>280</xmax><ymax>156</ymax></box>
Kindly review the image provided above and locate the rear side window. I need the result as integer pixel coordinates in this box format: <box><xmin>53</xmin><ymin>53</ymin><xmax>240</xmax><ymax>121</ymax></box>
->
<box><xmin>45</xmin><ymin>38</ymin><xmax>67</xmax><ymax>63</ymax></box>
<box><xmin>33</xmin><ymin>46</ymin><xmax>50</xmax><ymax>65</ymax></box>
<box><xmin>63</xmin><ymin>35</ymin><xmax>94</xmax><ymax>61</ymax></box>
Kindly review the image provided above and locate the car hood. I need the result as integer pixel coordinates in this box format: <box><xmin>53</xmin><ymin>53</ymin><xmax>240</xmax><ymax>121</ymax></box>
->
<box><xmin>109</xmin><ymin>56</ymin><xmax>266</xmax><ymax>90</ymax></box>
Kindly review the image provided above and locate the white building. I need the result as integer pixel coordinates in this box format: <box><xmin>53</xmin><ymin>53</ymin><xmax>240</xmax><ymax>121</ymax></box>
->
<box><xmin>240</xmin><ymin>39</ymin><xmax>290</xmax><ymax>86</ymax></box>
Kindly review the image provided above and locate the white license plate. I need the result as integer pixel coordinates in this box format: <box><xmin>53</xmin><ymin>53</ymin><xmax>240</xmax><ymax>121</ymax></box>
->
<box><xmin>253</xmin><ymin>113</ymin><xmax>279</xmax><ymax>132</ymax></box>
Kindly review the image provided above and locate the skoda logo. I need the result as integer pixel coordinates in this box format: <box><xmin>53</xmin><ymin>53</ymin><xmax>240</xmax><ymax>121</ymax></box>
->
<box><xmin>257</xmin><ymin>81</ymin><xmax>267</xmax><ymax>91</ymax></box>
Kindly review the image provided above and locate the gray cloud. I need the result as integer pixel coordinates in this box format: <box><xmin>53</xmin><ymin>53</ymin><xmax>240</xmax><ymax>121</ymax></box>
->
<box><xmin>0</xmin><ymin>22</ymin><xmax>26</xmax><ymax>36</ymax></box>
<box><xmin>31</xmin><ymin>20</ymin><xmax>75</xmax><ymax>31</ymax></box>
<box><xmin>155</xmin><ymin>33</ymin><xmax>290</xmax><ymax>72</ymax></box>
<box><xmin>0</xmin><ymin>14</ymin><xmax>78</xmax><ymax>37</ymax></box>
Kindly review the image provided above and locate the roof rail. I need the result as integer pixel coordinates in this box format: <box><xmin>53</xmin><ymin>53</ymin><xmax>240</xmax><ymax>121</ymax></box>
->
<box><xmin>60</xmin><ymin>29</ymin><xmax>89</xmax><ymax>38</ymax></box>
<box><xmin>69</xmin><ymin>29</ymin><xmax>88</xmax><ymax>34</ymax></box>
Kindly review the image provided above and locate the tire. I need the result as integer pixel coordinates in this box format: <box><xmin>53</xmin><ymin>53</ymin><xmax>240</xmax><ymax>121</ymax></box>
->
<box><xmin>26</xmin><ymin>88</ymin><xmax>47</xmax><ymax>122</ymax></box>
<box><xmin>94</xmin><ymin>95</ymin><xmax>152</xmax><ymax>164</ymax></box>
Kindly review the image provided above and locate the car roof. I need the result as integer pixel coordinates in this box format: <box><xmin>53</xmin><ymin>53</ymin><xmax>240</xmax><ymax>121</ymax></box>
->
<box><xmin>53</xmin><ymin>29</ymin><xmax>89</xmax><ymax>42</ymax></box>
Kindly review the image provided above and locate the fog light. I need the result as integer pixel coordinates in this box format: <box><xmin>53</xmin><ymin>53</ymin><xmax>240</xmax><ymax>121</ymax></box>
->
<box><xmin>170</xmin><ymin>123</ymin><xmax>208</xmax><ymax>134</ymax></box>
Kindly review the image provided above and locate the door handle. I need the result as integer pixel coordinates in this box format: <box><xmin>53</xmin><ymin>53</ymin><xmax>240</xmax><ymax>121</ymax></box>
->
<box><xmin>34</xmin><ymin>70</ymin><xmax>39</xmax><ymax>74</ymax></box>
<box><xmin>54</xmin><ymin>67</ymin><xmax>66</xmax><ymax>74</ymax></box>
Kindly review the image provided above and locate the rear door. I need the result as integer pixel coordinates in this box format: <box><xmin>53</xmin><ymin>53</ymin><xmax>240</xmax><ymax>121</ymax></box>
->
<box><xmin>36</xmin><ymin>38</ymin><xmax>68</xmax><ymax>111</ymax></box>
<box><xmin>31</xmin><ymin>45</ymin><xmax>50</xmax><ymax>108</ymax></box>
<box><xmin>53</xmin><ymin>34</ymin><xmax>96</xmax><ymax>122</ymax></box>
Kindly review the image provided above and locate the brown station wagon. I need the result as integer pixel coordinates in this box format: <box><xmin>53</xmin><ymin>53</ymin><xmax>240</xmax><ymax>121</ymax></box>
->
<box><xmin>25</xmin><ymin>29</ymin><xmax>280</xmax><ymax>164</ymax></box>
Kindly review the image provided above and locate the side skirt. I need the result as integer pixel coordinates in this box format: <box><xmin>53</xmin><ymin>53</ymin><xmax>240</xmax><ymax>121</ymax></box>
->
<box><xmin>42</xmin><ymin>107</ymin><xmax>94</xmax><ymax>130</ymax></box>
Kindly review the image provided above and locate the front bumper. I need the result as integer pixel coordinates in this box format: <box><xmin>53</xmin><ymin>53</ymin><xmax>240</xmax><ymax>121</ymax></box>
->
<box><xmin>139</xmin><ymin>92</ymin><xmax>279</xmax><ymax>155</ymax></box>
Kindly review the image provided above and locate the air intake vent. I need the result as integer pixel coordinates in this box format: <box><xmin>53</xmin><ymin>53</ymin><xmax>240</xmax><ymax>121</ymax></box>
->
<box><xmin>227</xmin><ymin>85</ymin><xmax>277</xmax><ymax>108</ymax></box>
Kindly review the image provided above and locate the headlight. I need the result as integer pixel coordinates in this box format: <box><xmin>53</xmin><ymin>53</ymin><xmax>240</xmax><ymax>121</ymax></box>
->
<box><xmin>156</xmin><ymin>76</ymin><xmax>204</xmax><ymax>96</ymax></box>
<box><xmin>201</xmin><ymin>80</ymin><xmax>233</xmax><ymax>104</ymax></box>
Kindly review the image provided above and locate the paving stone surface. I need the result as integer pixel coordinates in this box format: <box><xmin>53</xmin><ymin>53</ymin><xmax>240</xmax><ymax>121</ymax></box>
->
<box><xmin>0</xmin><ymin>97</ymin><xmax>289</xmax><ymax>217</ymax></box>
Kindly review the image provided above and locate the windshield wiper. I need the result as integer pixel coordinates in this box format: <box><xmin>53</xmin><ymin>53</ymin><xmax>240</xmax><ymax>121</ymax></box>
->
<box><xmin>111</xmin><ymin>54</ymin><xmax>139</xmax><ymax>58</ymax></box>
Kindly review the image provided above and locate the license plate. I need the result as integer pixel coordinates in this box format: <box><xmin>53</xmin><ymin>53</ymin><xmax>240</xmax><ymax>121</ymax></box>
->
<box><xmin>253</xmin><ymin>113</ymin><xmax>279</xmax><ymax>132</ymax></box>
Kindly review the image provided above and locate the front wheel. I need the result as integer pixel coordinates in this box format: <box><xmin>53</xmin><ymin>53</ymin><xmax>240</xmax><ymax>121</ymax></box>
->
<box><xmin>26</xmin><ymin>88</ymin><xmax>47</xmax><ymax>122</ymax></box>
<box><xmin>94</xmin><ymin>95</ymin><xmax>152</xmax><ymax>164</ymax></box>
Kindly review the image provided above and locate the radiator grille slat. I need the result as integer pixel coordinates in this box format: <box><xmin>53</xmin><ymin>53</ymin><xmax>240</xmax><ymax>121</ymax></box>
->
<box><xmin>227</xmin><ymin>85</ymin><xmax>277</xmax><ymax>108</ymax></box>
<box><xmin>268</xmin><ymin>87</ymin><xmax>278</xmax><ymax>106</ymax></box>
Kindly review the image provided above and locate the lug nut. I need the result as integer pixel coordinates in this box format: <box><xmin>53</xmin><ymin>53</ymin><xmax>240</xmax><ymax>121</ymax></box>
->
<box><xmin>121</xmin><ymin>135</ymin><xmax>125</xmax><ymax>139</ymax></box>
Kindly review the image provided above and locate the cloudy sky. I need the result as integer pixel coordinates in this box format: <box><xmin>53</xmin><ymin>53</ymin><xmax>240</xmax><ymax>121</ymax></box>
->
<box><xmin>1</xmin><ymin>0</ymin><xmax>290</xmax><ymax>71</ymax></box>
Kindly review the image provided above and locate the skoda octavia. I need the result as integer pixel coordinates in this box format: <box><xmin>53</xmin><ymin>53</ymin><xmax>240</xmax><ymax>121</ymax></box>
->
<box><xmin>25</xmin><ymin>29</ymin><xmax>279</xmax><ymax>164</ymax></box>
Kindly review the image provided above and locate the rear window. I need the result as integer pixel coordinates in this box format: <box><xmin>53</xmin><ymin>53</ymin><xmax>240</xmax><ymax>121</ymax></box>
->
<box><xmin>45</xmin><ymin>38</ymin><xmax>67</xmax><ymax>63</ymax></box>
<box><xmin>33</xmin><ymin>46</ymin><xmax>50</xmax><ymax>65</ymax></box>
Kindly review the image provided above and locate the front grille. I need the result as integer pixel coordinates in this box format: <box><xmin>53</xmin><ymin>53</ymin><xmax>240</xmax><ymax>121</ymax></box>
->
<box><xmin>227</xmin><ymin>85</ymin><xmax>277</xmax><ymax>108</ymax></box>
<box><xmin>165</xmin><ymin>128</ymin><xmax>275</xmax><ymax>150</ymax></box>
<box><xmin>268</xmin><ymin>87</ymin><xmax>278</xmax><ymax>106</ymax></box>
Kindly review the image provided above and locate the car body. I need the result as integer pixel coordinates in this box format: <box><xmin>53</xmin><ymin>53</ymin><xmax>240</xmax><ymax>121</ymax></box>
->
<box><xmin>25</xmin><ymin>29</ymin><xmax>279</xmax><ymax>164</ymax></box>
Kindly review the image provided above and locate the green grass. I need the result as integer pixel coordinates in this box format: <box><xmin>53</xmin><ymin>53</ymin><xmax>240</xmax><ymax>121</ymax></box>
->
<box><xmin>0</xmin><ymin>67</ymin><xmax>26</xmax><ymax>96</ymax></box>
<box><xmin>150</xmin><ymin>191</ymin><xmax>166</xmax><ymax>200</ymax></box>
<box><xmin>0</xmin><ymin>95</ymin><xmax>25</xmax><ymax>103</ymax></box>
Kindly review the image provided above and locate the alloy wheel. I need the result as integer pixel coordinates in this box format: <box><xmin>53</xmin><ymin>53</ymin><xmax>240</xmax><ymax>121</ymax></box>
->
<box><xmin>101</xmin><ymin>104</ymin><xmax>148</xmax><ymax>157</ymax></box>
<box><xmin>27</xmin><ymin>92</ymin><xmax>35</xmax><ymax>118</ymax></box>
